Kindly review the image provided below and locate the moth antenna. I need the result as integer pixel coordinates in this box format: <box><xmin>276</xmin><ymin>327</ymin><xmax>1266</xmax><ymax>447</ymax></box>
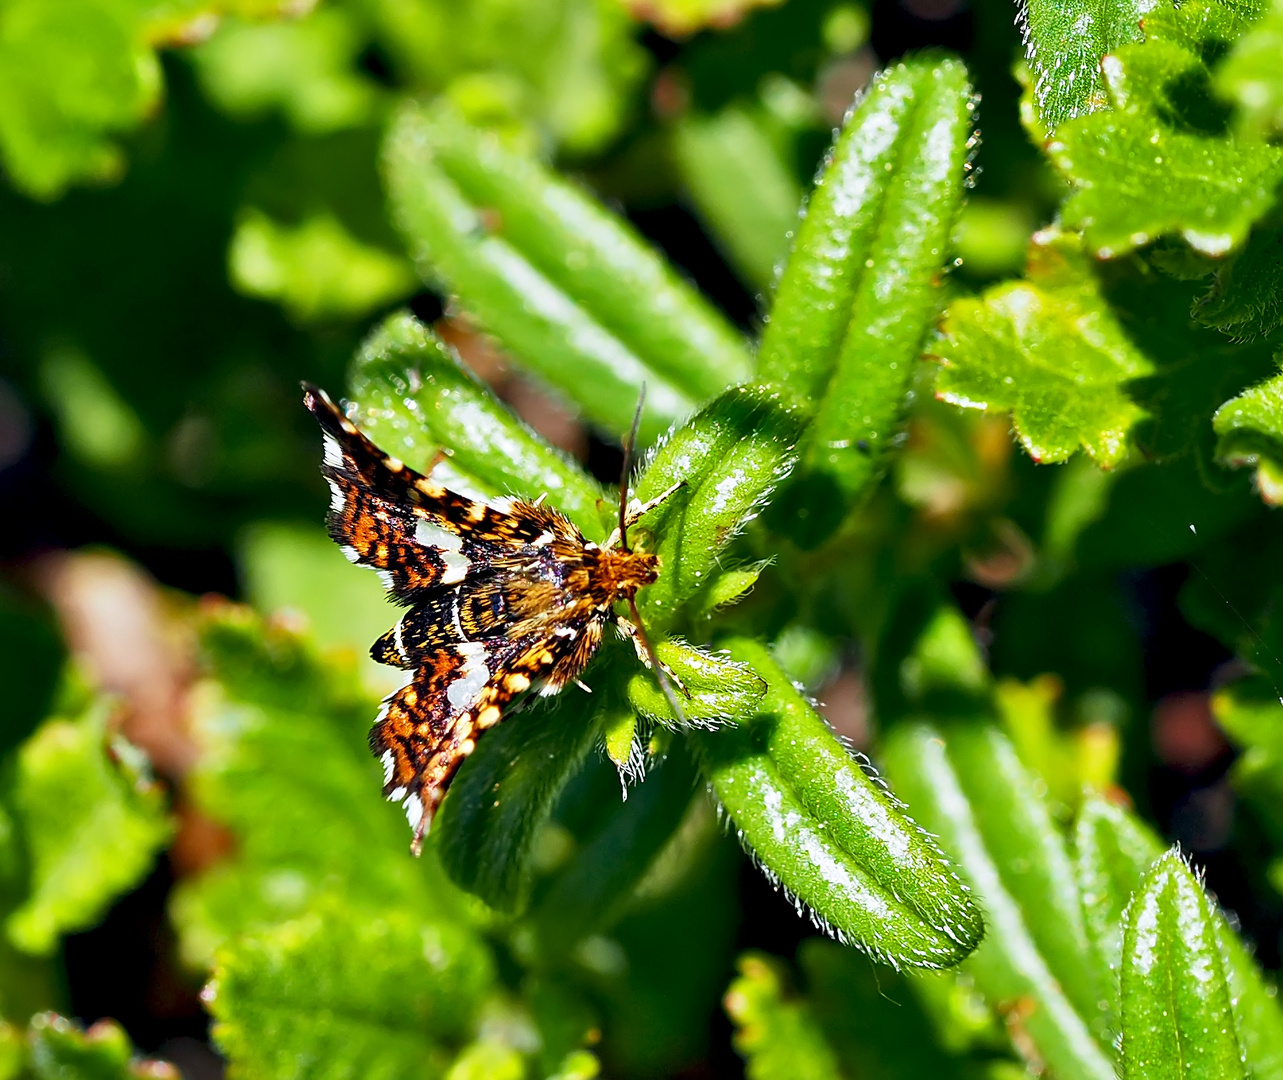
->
<box><xmin>619</xmin><ymin>386</ymin><xmax>646</xmax><ymax>554</ymax></box>
<box><xmin>627</xmin><ymin>594</ymin><xmax>687</xmax><ymax>727</ymax></box>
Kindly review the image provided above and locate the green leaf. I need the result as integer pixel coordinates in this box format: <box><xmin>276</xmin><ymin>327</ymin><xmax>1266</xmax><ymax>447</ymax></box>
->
<box><xmin>171</xmin><ymin>606</ymin><xmax>473</xmax><ymax>967</ymax></box>
<box><xmin>227</xmin><ymin>209</ymin><xmax>415</xmax><ymax>324</ymax></box>
<box><xmin>1120</xmin><ymin>849</ymin><xmax>1246</xmax><ymax>1079</ymax></box>
<box><xmin>206</xmin><ymin>901</ymin><xmax>494</xmax><ymax>1080</ymax></box>
<box><xmin>525</xmin><ymin>744</ymin><xmax>697</xmax><ymax>958</ymax></box>
<box><xmin>1216</xmin><ymin>0</ymin><xmax>1283</xmax><ymax>139</ymax></box>
<box><xmin>1213</xmin><ymin>359</ymin><xmax>1283</xmax><ymax>505</ymax></box>
<box><xmin>935</xmin><ymin>229</ymin><xmax>1154</xmax><ymax>467</ymax></box>
<box><xmin>191</xmin><ymin>8</ymin><xmax>381</xmax><ymax>134</ymax></box>
<box><xmin>1018</xmin><ymin>0</ymin><xmax>1154</xmax><ymax>132</ymax></box>
<box><xmin>1195</xmin><ymin>226</ymin><xmax>1283</xmax><ymax>342</ymax></box>
<box><xmin>879</xmin><ymin>722</ymin><xmax>1116</xmax><ymax>1079</ymax></box>
<box><xmin>724</xmin><ymin>953</ymin><xmax>843</xmax><ymax>1080</ymax></box>
<box><xmin>757</xmin><ymin>55</ymin><xmax>975</xmax><ymax>542</ymax></box>
<box><xmin>625</xmin><ymin>641</ymin><xmax>766</xmax><ymax>729</ymax></box>
<box><xmin>672</xmin><ymin>105</ymin><xmax>802</xmax><ymax>290</ymax></box>
<box><xmin>382</xmin><ymin>103</ymin><xmax>751</xmax><ymax>442</ymax></box>
<box><xmin>1075</xmin><ymin>789</ymin><xmax>1283</xmax><ymax>1077</ymax></box>
<box><xmin>1048</xmin><ymin>2</ymin><xmax>1283</xmax><ymax>258</ymax></box>
<box><xmin>698</xmin><ymin>639</ymin><xmax>984</xmax><ymax>969</ymax></box>
<box><xmin>27</xmin><ymin>1011</ymin><xmax>174</xmax><ymax>1080</ymax></box>
<box><xmin>346</xmin><ymin>312</ymin><xmax>607</xmax><ymax>539</ymax></box>
<box><xmin>435</xmin><ymin>693</ymin><xmax>605</xmax><ymax>914</ymax></box>
<box><xmin>6</xmin><ymin>689</ymin><xmax>173</xmax><ymax>956</ymax></box>
<box><xmin>633</xmin><ymin>383</ymin><xmax>806</xmax><ymax>628</ymax></box>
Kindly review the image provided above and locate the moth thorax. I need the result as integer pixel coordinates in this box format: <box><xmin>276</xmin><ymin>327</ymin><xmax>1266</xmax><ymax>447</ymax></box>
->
<box><xmin>589</xmin><ymin>547</ymin><xmax>659</xmax><ymax>602</ymax></box>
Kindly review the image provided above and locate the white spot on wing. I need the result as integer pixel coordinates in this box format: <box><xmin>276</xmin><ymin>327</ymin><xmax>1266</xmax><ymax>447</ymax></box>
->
<box><xmin>532</xmin><ymin>531</ymin><xmax>554</xmax><ymax>547</ymax></box>
<box><xmin>415</xmin><ymin>517</ymin><xmax>470</xmax><ymax>583</ymax></box>
<box><xmin>447</xmin><ymin>643</ymin><xmax>490</xmax><ymax>710</ymax></box>
<box><xmin>340</xmin><ymin>545</ymin><xmax>361</xmax><ymax>564</ymax></box>
<box><xmin>388</xmin><ymin>785</ymin><xmax>407</xmax><ymax>802</ymax></box>
<box><xmin>394</xmin><ymin>616</ymin><xmax>407</xmax><ymax>660</ymax></box>
<box><xmin>380</xmin><ymin>749</ymin><xmax>394</xmax><ymax>784</ymax></box>
<box><xmin>323</xmin><ymin>434</ymin><xmax>345</xmax><ymax>468</ymax></box>
<box><xmin>404</xmin><ymin>793</ymin><xmax>424</xmax><ymax>830</ymax></box>
<box><xmin>327</xmin><ymin>479</ymin><xmax>345</xmax><ymax>513</ymax></box>
<box><xmin>377</xmin><ymin>569</ymin><xmax>395</xmax><ymax>589</ymax></box>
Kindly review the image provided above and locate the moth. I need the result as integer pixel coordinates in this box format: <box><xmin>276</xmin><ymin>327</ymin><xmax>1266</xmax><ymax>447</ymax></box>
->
<box><xmin>303</xmin><ymin>384</ymin><xmax>682</xmax><ymax>854</ymax></box>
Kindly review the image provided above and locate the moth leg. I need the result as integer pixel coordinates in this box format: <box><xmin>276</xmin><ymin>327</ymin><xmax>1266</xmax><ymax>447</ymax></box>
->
<box><xmin>604</xmin><ymin>480</ymin><xmax>685</xmax><ymax>549</ymax></box>
<box><xmin>615</xmin><ymin>613</ymin><xmax>688</xmax><ymax>696</ymax></box>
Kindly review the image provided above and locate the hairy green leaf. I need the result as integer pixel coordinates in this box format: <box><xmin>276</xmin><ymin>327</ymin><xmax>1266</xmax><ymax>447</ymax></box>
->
<box><xmin>757</xmin><ymin>55</ymin><xmax>975</xmax><ymax>543</ymax></box>
<box><xmin>626</xmin><ymin>641</ymin><xmax>766</xmax><ymax>728</ymax></box>
<box><xmin>698</xmin><ymin>640</ymin><xmax>983</xmax><ymax>969</ymax></box>
<box><xmin>347</xmin><ymin>311</ymin><xmax>607</xmax><ymax>537</ymax></box>
<box><xmin>435</xmin><ymin>692</ymin><xmax>604</xmax><ymax>914</ymax></box>
<box><xmin>1120</xmin><ymin>849</ymin><xmax>1245</xmax><ymax>1079</ymax></box>
<box><xmin>1049</xmin><ymin>2</ymin><xmax>1283</xmax><ymax>258</ymax></box>
<box><xmin>1195</xmin><ymin>226</ymin><xmax>1283</xmax><ymax>342</ymax></box>
<box><xmin>935</xmin><ymin>229</ymin><xmax>1153</xmax><ymax>466</ymax></box>
<box><xmin>6</xmin><ymin>690</ymin><xmax>172</xmax><ymax>956</ymax></box>
<box><xmin>1075</xmin><ymin>791</ymin><xmax>1283</xmax><ymax>1076</ymax></box>
<box><xmin>1019</xmin><ymin>0</ymin><xmax>1156</xmax><ymax>133</ymax></box>
<box><xmin>634</xmin><ymin>383</ymin><xmax>805</xmax><ymax>627</ymax></box>
<box><xmin>673</xmin><ymin>105</ymin><xmax>802</xmax><ymax>290</ymax></box>
<box><xmin>724</xmin><ymin>953</ymin><xmax>842</xmax><ymax>1080</ymax></box>
<box><xmin>880</xmin><ymin>722</ymin><xmax>1116</xmax><ymax>1079</ymax></box>
<box><xmin>1213</xmin><ymin>360</ymin><xmax>1283</xmax><ymax>504</ymax></box>
<box><xmin>207</xmin><ymin>901</ymin><xmax>494</xmax><ymax>1080</ymax></box>
<box><xmin>383</xmin><ymin>103</ymin><xmax>751</xmax><ymax>441</ymax></box>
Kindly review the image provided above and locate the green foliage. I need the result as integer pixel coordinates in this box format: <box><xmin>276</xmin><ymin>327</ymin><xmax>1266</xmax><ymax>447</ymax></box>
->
<box><xmin>7</xmin><ymin>684</ymin><xmax>173</xmax><ymax>957</ymax></box>
<box><xmin>11</xmin><ymin>0</ymin><xmax>1283</xmax><ymax>1076</ymax></box>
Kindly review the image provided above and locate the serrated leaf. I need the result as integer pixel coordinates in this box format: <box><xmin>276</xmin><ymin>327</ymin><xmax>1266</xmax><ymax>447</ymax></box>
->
<box><xmin>880</xmin><ymin>721</ymin><xmax>1116</xmax><ymax>1079</ymax></box>
<box><xmin>26</xmin><ymin>1011</ymin><xmax>175</xmax><ymax>1080</ymax></box>
<box><xmin>1120</xmin><ymin>849</ymin><xmax>1246</xmax><ymax>1079</ymax></box>
<box><xmin>1213</xmin><ymin>359</ymin><xmax>1283</xmax><ymax>504</ymax></box>
<box><xmin>382</xmin><ymin>103</ymin><xmax>751</xmax><ymax>442</ymax></box>
<box><xmin>724</xmin><ymin>953</ymin><xmax>842</xmax><ymax>1080</ymax></box>
<box><xmin>935</xmin><ymin>229</ymin><xmax>1154</xmax><ymax>466</ymax></box>
<box><xmin>1049</xmin><ymin>2</ymin><xmax>1283</xmax><ymax>258</ymax></box>
<box><xmin>6</xmin><ymin>690</ymin><xmax>173</xmax><ymax>956</ymax></box>
<box><xmin>346</xmin><ymin>311</ymin><xmax>606</xmax><ymax>538</ymax></box>
<box><xmin>626</xmin><ymin>641</ymin><xmax>766</xmax><ymax>729</ymax></box>
<box><xmin>207</xmin><ymin>902</ymin><xmax>494</xmax><ymax>1080</ymax></box>
<box><xmin>634</xmin><ymin>383</ymin><xmax>805</xmax><ymax>628</ymax></box>
<box><xmin>1216</xmin><ymin>0</ymin><xmax>1283</xmax><ymax>138</ymax></box>
<box><xmin>171</xmin><ymin>605</ymin><xmax>474</xmax><ymax>968</ymax></box>
<box><xmin>698</xmin><ymin>639</ymin><xmax>984</xmax><ymax>969</ymax></box>
<box><xmin>1019</xmin><ymin>0</ymin><xmax>1156</xmax><ymax>133</ymax></box>
<box><xmin>757</xmin><ymin>55</ymin><xmax>975</xmax><ymax>544</ymax></box>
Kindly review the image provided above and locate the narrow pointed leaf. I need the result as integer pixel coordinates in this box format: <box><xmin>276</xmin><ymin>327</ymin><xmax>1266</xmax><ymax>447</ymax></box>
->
<box><xmin>1120</xmin><ymin>849</ymin><xmax>1245</xmax><ymax>1079</ymax></box>
<box><xmin>1076</xmin><ymin>790</ymin><xmax>1283</xmax><ymax>1078</ymax></box>
<box><xmin>724</xmin><ymin>953</ymin><xmax>843</xmax><ymax>1080</ymax></box>
<box><xmin>633</xmin><ymin>383</ymin><xmax>805</xmax><ymax>628</ymax></box>
<box><xmin>757</xmin><ymin>55</ymin><xmax>974</xmax><ymax>543</ymax></box>
<box><xmin>625</xmin><ymin>640</ymin><xmax>766</xmax><ymax>728</ymax></box>
<box><xmin>697</xmin><ymin>641</ymin><xmax>983</xmax><ymax>969</ymax></box>
<box><xmin>383</xmin><ymin>103</ymin><xmax>751</xmax><ymax>441</ymax></box>
<box><xmin>880</xmin><ymin>723</ymin><xmax>1116</xmax><ymax>1079</ymax></box>
<box><xmin>346</xmin><ymin>311</ymin><xmax>607</xmax><ymax>538</ymax></box>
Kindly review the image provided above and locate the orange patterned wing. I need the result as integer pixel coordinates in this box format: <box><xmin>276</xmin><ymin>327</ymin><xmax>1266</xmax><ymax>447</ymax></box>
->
<box><xmin>372</xmin><ymin>635</ymin><xmax>557</xmax><ymax>854</ymax></box>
